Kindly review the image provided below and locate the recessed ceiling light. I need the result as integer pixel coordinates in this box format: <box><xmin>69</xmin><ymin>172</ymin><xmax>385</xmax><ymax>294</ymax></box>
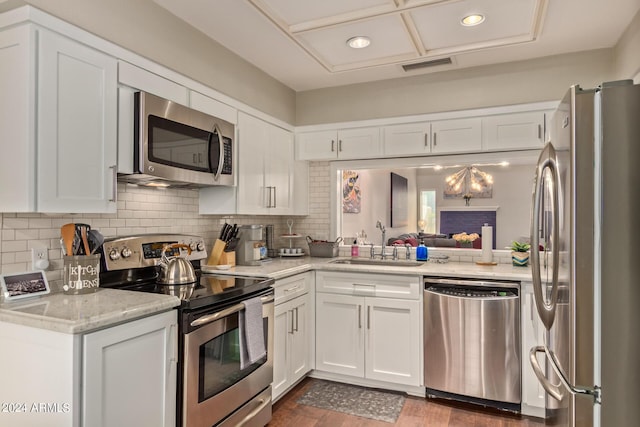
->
<box><xmin>461</xmin><ymin>14</ymin><xmax>485</xmax><ymax>26</ymax></box>
<box><xmin>347</xmin><ymin>36</ymin><xmax>371</xmax><ymax>49</ymax></box>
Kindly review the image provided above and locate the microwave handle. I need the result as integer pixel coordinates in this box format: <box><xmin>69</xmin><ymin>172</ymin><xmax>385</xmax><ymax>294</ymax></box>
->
<box><xmin>211</xmin><ymin>122</ymin><xmax>224</xmax><ymax>181</ymax></box>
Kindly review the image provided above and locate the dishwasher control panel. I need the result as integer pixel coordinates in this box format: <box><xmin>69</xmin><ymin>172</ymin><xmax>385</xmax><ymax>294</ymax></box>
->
<box><xmin>425</xmin><ymin>286</ymin><xmax>517</xmax><ymax>298</ymax></box>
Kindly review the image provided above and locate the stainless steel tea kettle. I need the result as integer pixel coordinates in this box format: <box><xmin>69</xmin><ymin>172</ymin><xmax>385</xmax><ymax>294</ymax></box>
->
<box><xmin>157</xmin><ymin>243</ymin><xmax>197</xmax><ymax>285</ymax></box>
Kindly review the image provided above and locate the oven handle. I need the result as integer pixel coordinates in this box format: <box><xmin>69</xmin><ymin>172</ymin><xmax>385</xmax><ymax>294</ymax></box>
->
<box><xmin>236</xmin><ymin>396</ymin><xmax>270</xmax><ymax>427</ymax></box>
<box><xmin>190</xmin><ymin>295</ymin><xmax>274</xmax><ymax>327</ymax></box>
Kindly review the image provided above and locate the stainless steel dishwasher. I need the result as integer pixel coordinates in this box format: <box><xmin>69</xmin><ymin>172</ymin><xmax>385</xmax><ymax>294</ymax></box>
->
<box><xmin>424</xmin><ymin>277</ymin><xmax>521</xmax><ymax>412</ymax></box>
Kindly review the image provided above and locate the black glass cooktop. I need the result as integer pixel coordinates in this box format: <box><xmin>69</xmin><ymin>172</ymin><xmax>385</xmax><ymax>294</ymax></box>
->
<box><xmin>102</xmin><ymin>270</ymin><xmax>273</xmax><ymax>311</ymax></box>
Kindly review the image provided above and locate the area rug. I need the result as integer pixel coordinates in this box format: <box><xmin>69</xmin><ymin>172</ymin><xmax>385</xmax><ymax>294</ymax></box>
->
<box><xmin>296</xmin><ymin>380</ymin><xmax>406</xmax><ymax>423</ymax></box>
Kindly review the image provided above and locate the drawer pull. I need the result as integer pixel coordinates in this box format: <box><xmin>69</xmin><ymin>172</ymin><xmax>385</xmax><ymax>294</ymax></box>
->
<box><xmin>284</xmin><ymin>285</ymin><xmax>300</xmax><ymax>293</ymax></box>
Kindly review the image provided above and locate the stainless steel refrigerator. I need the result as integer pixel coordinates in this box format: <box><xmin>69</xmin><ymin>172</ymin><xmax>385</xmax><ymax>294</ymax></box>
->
<box><xmin>529</xmin><ymin>80</ymin><xmax>640</xmax><ymax>426</ymax></box>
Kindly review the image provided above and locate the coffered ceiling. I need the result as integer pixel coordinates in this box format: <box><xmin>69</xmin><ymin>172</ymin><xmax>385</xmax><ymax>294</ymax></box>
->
<box><xmin>153</xmin><ymin>0</ymin><xmax>640</xmax><ymax>91</ymax></box>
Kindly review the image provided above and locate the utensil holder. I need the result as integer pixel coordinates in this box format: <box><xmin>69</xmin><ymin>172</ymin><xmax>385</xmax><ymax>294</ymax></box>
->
<box><xmin>62</xmin><ymin>254</ymin><xmax>101</xmax><ymax>294</ymax></box>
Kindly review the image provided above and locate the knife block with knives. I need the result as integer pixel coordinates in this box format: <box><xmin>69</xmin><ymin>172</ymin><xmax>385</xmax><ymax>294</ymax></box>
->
<box><xmin>207</xmin><ymin>223</ymin><xmax>239</xmax><ymax>266</ymax></box>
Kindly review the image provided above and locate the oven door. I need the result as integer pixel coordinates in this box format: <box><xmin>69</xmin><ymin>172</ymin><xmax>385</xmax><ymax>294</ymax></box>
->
<box><xmin>183</xmin><ymin>292</ymin><xmax>274</xmax><ymax>427</ymax></box>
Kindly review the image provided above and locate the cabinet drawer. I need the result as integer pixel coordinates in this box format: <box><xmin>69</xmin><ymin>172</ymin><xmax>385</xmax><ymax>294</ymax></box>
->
<box><xmin>316</xmin><ymin>271</ymin><xmax>420</xmax><ymax>300</ymax></box>
<box><xmin>274</xmin><ymin>272</ymin><xmax>311</xmax><ymax>305</ymax></box>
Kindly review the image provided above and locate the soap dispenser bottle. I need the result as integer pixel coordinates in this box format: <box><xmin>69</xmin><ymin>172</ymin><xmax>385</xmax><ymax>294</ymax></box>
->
<box><xmin>416</xmin><ymin>239</ymin><xmax>428</xmax><ymax>261</ymax></box>
<box><xmin>351</xmin><ymin>239</ymin><xmax>359</xmax><ymax>257</ymax></box>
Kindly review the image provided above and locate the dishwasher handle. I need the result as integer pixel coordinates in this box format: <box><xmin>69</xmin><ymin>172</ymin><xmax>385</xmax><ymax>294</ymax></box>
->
<box><xmin>424</xmin><ymin>277</ymin><xmax>519</xmax><ymax>289</ymax></box>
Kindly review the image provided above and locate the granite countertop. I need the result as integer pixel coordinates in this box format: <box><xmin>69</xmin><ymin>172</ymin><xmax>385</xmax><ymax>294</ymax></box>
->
<box><xmin>0</xmin><ymin>256</ymin><xmax>530</xmax><ymax>335</ymax></box>
<box><xmin>201</xmin><ymin>256</ymin><xmax>533</xmax><ymax>282</ymax></box>
<box><xmin>0</xmin><ymin>288</ymin><xmax>180</xmax><ymax>334</ymax></box>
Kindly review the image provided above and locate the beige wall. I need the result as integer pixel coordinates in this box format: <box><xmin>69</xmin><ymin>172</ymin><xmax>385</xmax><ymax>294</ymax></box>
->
<box><xmin>1</xmin><ymin>0</ymin><xmax>296</xmax><ymax>123</ymax></box>
<box><xmin>614</xmin><ymin>9</ymin><xmax>640</xmax><ymax>81</ymax></box>
<box><xmin>295</xmin><ymin>49</ymin><xmax>615</xmax><ymax>125</ymax></box>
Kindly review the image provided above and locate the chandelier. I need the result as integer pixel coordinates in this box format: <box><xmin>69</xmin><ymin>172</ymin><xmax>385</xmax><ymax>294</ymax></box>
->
<box><xmin>444</xmin><ymin>166</ymin><xmax>494</xmax><ymax>204</ymax></box>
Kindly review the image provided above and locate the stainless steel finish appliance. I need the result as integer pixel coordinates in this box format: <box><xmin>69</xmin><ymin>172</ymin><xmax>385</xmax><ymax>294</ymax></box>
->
<box><xmin>236</xmin><ymin>225</ymin><xmax>264</xmax><ymax>266</ymax></box>
<box><xmin>424</xmin><ymin>277</ymin><xmax>521</xmax><ymax>411</ymax></box>
<box><xmin>119</xmin><ymin>91</ymin><xmax>235</xmax><ymax>187</ymax></box>
<box><xmin>529</xmin><ymin>81</ymin><xmax>640</xmax><ymax>426</ymax></box>
<box><xmin>99</xmin><ymin>234</ymin><xmax>275</xmax><ymax>427</ymax></box>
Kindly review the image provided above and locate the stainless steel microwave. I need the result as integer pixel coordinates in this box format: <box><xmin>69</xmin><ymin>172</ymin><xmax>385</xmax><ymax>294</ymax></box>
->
<box><xmin>119</xmin><ymin>91</ymin><xmax>235</xmax><ymax>187</ymax></box>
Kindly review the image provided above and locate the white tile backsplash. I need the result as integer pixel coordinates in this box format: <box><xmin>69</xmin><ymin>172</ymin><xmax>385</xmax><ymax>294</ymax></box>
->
<box><xmin>0</xmin><ymin>173</ymin><xmax>334</xmax><ymax>292</ymax></box>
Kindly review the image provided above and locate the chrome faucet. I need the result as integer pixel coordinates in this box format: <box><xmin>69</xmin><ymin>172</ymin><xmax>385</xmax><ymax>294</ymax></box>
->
<box><xmin>376</xmin><ymin>220</ymin><xmax>386</xmax><ymax>260</ymax></box>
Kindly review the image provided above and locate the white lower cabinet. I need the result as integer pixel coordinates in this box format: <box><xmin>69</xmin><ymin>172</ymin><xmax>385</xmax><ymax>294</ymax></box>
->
<box><xmin>521</xmin><ymin>282</ymin><xmax>546</xmax><ymax>416</ymax></box>
<box><xmin>315</xmin><ymin>272</ymin><xmax>421</xmax><ymax>388</ymax></box>
<box><xmin>82</xmin><ymin>311</ymin><xmax>177</xmax><ymax>427</ymax></box>
<box><xmin>0</xmin><ymin>310</ymin><xmax>177</xmax><ymax>427</ymax></box>
<box><xmin>272</xmin><ymin>273</ymin><xmax>313</xmax><ymax>401</ymax></box>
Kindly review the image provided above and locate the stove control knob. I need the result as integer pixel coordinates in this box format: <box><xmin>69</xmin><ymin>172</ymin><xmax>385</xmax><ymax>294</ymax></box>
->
<box><xmin>196</xmin><ymin>242</ymin><xmax>205</xmax><ymax>252</ymax></box>
<box><xmin>189</xmin><ymin>242</ymin><xmax>197</xmax><ymax>251</ymax></box>
<box><xmin>121</xmin><ymin>247</ymin><xmax>132</xmax><ymax>258</ymax></box>
<box><xmin>109</xmin><ymin>249</ymin><xmax>121</xmax><ymax>261</ymax></box>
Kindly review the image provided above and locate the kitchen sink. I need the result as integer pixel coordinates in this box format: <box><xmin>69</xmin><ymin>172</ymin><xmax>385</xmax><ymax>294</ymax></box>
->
<box><xmin>329</xmin><ymin>258</ymin><xmax>425</xmax><ymax>267</ymax></box>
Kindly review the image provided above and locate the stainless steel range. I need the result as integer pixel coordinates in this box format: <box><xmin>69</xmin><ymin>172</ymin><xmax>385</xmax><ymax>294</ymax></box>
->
<box><xmin>99</xmin><ymin>234</ymin><xmax>274</xmax><ymax>427</ymax></box>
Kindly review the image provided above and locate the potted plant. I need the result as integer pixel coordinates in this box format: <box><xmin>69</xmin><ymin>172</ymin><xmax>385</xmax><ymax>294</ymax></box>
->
<box><xmin>509</xmin><ymin>241</ymin><xmax>531</xmax><ymax>267</ymax></box>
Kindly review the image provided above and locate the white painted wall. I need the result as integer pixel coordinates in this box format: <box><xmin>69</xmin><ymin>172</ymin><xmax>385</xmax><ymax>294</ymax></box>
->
<box><xmin>614</xmin><ymin>9</ymin><xmax>640</xmax><ymax>81</ymax></box>
<box><xmin>341</xmin><ymin>168</ymin><xmax>417</xmax><ymax>245</ymax></box>
<box><xmin>296</xmin><ymin>49</ymin><xmax>615</xmax><ymax>125</ymax></box>
<box><xmin>1</xmin><ymin>0</ymin><xmax>296</xmax><ymax>123</ymax></box>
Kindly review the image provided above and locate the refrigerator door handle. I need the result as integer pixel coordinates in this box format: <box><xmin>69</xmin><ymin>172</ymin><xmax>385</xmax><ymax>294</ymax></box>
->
<box><xmin>530</xmin><ymin>142</ymin><xmax>560</xmax><ymax>330</ymax></box>
<box><xmin>545</xmin><ymin>345</ymin><xmax>602</xmax><ymax>404</ymax></box>
<box><xmin>529</xmin><ymin>346</ymin><xmax>564</xmax><ymax>402</ymax></box>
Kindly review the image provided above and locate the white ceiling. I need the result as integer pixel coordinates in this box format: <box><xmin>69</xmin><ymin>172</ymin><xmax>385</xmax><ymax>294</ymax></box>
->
<box><xmin>153</xmin><ymin>0</ymin><xmax>640</xmax><ymax>91</ymax></box>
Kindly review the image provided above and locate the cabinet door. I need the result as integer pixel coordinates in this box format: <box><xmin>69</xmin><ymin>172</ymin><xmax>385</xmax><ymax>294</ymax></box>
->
<box><xmin>365</xmin><ymin>298</ymin><xmax>421</xmax><ymax>386</ymax></box>
<box><xmin>272</xmin><ymin>301</ymin><xmax>291</xmax><ymax>400</ymax></box>
<box><xmin>337</xmin><ymin>127</ymin><xmax>382</xmax><ymax>159</ymax></box>
<box><xmin>38</xmin><ymin>30</ymin><xmax>117</xmax><ymax>213</ymax></box>
<box><xmin>236</xmin><ymin>112</ymin><xmax>267</xmax><ymax>214</ymax></box>
<box><xmin>273</xmin><ymin>294</ymin><xmax>311</xmax><ymax>401</ymax></box>
<box><xmin>431</xmin><ymin>118</ymin><xmax>481</xmax><ymax>154</ymax></box>
<box><xmin>482</xmin><ymin>111</ymin><xmax>546</xmax><ymax>151</ymax></box>
<box><xmin>83</xmin><ymin>310</ymin><xmax>177</xmax><ymax>427</ymax></box>
<box><xmin>289</xmin><ymin>295</ymin><xmax>310</xmax><ymax>383</ymax></box>
<box><xmin>296</xmin><ymin>130</ymin><xmax>338</xmax><ymax>160</ymax></box>
<box><xmin>315</xmin><ymin>293</ymin><xmax>364</xmax><ymax>377</ymax></box>
<box><xmin>0</xmin><ymin>26</ymin><xmax>36</xmax><ymax>212</ymax></box>
<box><xmin>522</xmin><ymin>284</ymin><xmax>546</xmax><ymax>413</ymax></box>
<box><xmin>383</xmin><ymin>122</ymin><xmax>431</xmax><ymax>156</ymax></box>
<box><xmin>266</xmin><ymin>125</ymin><xmax>294</xmax><ymax>214</ymax></box>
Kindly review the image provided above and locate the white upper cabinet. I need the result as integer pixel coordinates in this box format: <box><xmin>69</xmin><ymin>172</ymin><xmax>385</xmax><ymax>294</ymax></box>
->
<box><xmin>118</xmin><ymin>60</ymin><xmax>187</xmax><ymax>105</ymax></box>
<box><xmin>189</xmin><ymin>90</ymin><xmax>237</xmax><ymax>124</ymax></box>
<box><xmin>299</xmin><ymin>106</ymin><xmax>554</xmax><ymax>162</ymax></box>
<box><xmin>0</xmin><ymin>26</ymin><xmax>36</xmax><ymax>212</ymax></box>
<box><xmin>297</xmin><ymin>127</ymin><xmax>382</xmax><ymax>160</ymax></box>
<box><xmin>431</xmin><ymin>117</ymin><xmax>482</xmax><ymax>154</ymax></box>
<box><xmin>236</xmin><ymin>112</ymin><xmax>297</xmax><ymax>215</ymax></box>
<box><xmin>383</xmin><ymin>122</ymin><xmax>431</xmax><ymax>156</ymax></box>
<box><xmin>482</xmin><ymin>111</ymin><xmax>547</xmax><ymax>151</ymax></box>
<box><xmin>0</xmin><ymin>25</ymin><xmax>118</xmax><ymax>213</ymax></box>
<box><xmin>38</xmin><ymin>29</ymin><xmax>118</xmax><ymax>213</ymax></box>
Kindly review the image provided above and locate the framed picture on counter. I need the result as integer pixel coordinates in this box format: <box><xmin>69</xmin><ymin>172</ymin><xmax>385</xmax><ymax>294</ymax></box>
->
<box><xmin>0</xmin><ymin>270</ymin><xmax>50</xmax><ymax>301</ymax></box>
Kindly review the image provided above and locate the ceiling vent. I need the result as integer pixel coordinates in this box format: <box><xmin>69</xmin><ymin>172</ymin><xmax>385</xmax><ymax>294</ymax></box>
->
<box><xmin>402</xmin><ymin>57</ymin><xmax>453</xmax><ymax>72</ymax></box>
